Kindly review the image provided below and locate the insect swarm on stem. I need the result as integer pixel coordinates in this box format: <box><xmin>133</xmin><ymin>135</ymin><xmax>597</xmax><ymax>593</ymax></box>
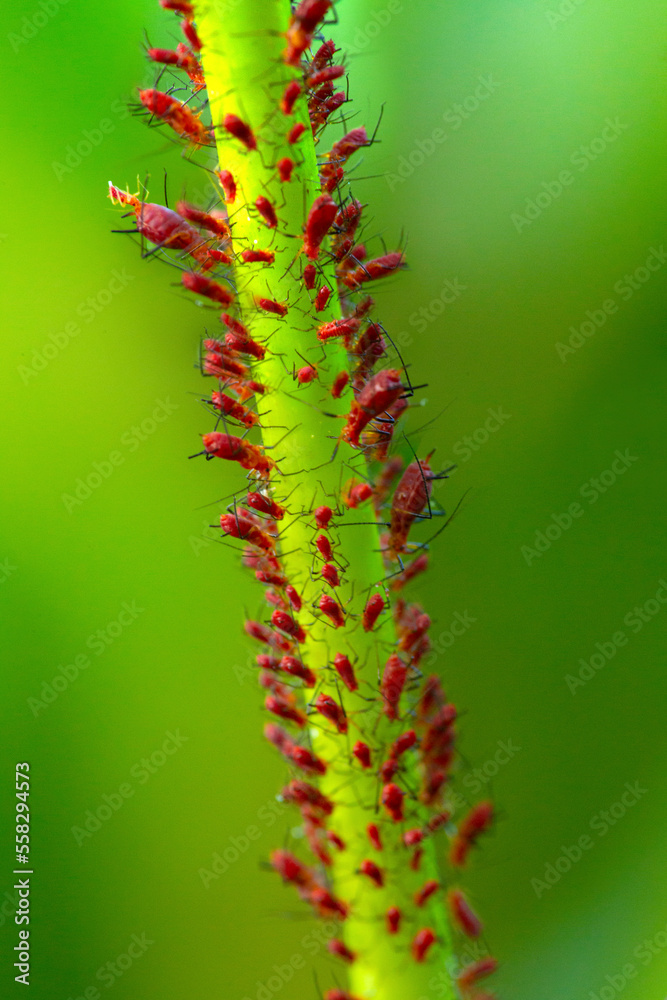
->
<box><xmin>106</xmin><ymin>2</ymin><xmax>498</xmax><ymax>999</ymax></box>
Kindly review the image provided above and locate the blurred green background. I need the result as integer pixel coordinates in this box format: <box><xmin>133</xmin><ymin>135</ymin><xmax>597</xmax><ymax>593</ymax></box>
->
<box><xmin>2</xmin><ymin>0</ymin><xmax>666</xmax><ymax>998</ymax></box>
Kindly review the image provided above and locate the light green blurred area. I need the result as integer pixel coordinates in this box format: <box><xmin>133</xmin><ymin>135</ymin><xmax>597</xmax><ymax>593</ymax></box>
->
<box><xmin>1</xmin><ymin>1</ymin><xmax>666</xmax><ymax>998</ymax></box>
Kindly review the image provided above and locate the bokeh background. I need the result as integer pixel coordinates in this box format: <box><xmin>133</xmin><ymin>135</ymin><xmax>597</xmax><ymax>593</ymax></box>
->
<box><xmin>2</xmin><ymin>1</ymin><xmax>666</xmax><ymax>998</ymax></box>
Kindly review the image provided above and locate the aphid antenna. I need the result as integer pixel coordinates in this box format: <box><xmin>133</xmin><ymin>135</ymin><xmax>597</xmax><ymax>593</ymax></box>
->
<box><xmin>415</xmin><ymin>489</ymin><xmax>471</xmax><ymax>550</ymax></box>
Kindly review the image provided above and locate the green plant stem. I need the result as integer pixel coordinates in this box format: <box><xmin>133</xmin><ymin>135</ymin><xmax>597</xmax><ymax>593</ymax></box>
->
<box><xmin>194</xmin><ymin>2</ymin><xmax>456</xmax><ymax>997</ymax></box>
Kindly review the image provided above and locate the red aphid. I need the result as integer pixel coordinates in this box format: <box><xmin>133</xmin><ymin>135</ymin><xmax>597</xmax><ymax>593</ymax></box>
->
<box><xmin>390</xmin><ymin>729</ymin><xmax>417</xmax><ymax>758</ymax></box>
<box><xmin>326</xmin><ymin>830</ymin><xmax>345</xmax><ymax>851</ymax></box>
<box><xmin>310</xmin><ymin>38</ymin><xmax>336</xmax><ymax>71</ymax></box>
<box><xmin>314</xmin><ymin>505</ymin><xmax>333</xmax><ymax>529</ymax></box>
<box><xmin>414</xmin><ymin>879</ymin><xmax>439</xmax><ymax>908</ymax></box>
<box><xmin>222</xmin><ymin>113</ymin><xmax>257</xmax><ymax>150</ymax></box>
<box><xmin>380</xmin><ymin>653</ymin><xmax>408</xmax><ymax>720</ymax></box>
<box><xmin>290</xmin><ymin>743</ymin><xmax>327</xmax><ymax>776</ymax></box>
<box><xmin>379</xmin><ymin>759</ymin><xmax>399</xmax><ymax>782</ymax></box>
<box><xmin>310</xmin><ymin>90</ymin><xmax>346</xmax><ymax>131</ymax></box>
<box><xmin>256</xmin><ymin>653</ymin><xmax>281</xmax><ymax>672</ymax></box>
<box><xmin>426</xmin><ymin>811</ymin><xmax>450</xmax><ymax>833</ymax></box>
<box><xmin>303</xmin><ymin>194</ymin><xmax>338</xmax><ymax>260</ymax></box>
<box><xmin>220</xmin><ymin>512</ymin><xmax>275</xmax><ymax>553</ymax></box>
<box><xmin>352</xmin><ymin>741</ymin><xmax>372</xmax><ymax>769</ymax></box>
<box><xmin>345</xmin><ymin>481</ymin><xmax>373</xmax><ymax>508</ymax></box>
<box><xmin>303</xmin><ymin>263</ymin><xmax>317</xmax><ymax>290</ymax></box>
<box><xmin>203</xmin><ymin>348</ymin><xmax>248</xmax><ymax>380</ymax></box>
<box><xmin>159</xmin><ymin>0</ymin><xmax>193</xmax><ymax>14</ymax></box>
<box><xmin>285</xmin><ymin>585</ymin><xmax>302</xmax><ymax>611</ymax></box>
<box><xmin>210</xmin><ymin>391</ymin><xmax>258</xmax><ymax>428</ymax></box>
<box><xmin>362</xmin><ymin>593</ymin><xmax>385</xmax><ymax>632</ymax></box>
<box><xmin>270</xmin><ymin>848</ymin><xmax>314</xmax><ymax>888</ymax></box>
<box><xmin>366</xmin><ymin>824</ymin><xmax>382</xmax><ymax>851</ymax></box>
<box><xmin>307</xmin><ymin>64</ymin><xmax>345</xmax><ymax>89</ymax></box>
<box><xmin>241</xmin><ymin>248</ymin><xmax>275</xmax><ymax>264</ymax></box>
<box><xmin>331</xmin><ymin>371</ymin><xmax>349</xmax><ymax>398</ymax></box>
<box><xmin>217</xmin><ymin>169</ymin><xmax>236</xmax><ymax>204</ymax></box>
<box><xmin>314</xmin><ymin>693</ymin><xmax>347</xmax><ymax>733</ymax></box>
<box><xmin>256</xmin><ymin>297</ymin><xmax>288</xmax><ymax>317</ymax></box>
<box><xmin>315</xmin><ymin>533</ymin><xmax>333</xmax><ymax>560</ymax></box>
<box><xmin>287</xmin><ymin>121</ymin><xmax>307</xmax><ymax>144</ymax></box>
<box><xmin>277</xmin><ymin>156</ymin><xmax>295</xmax><ymax>182</ymax></box>
<box><xmin>456</xmin><ymin>957</ymin><xmax>498</xmax><ymax>992</ymax></box>
<box><xmin>389</xmin><ymin>457</ymin><xmax>436</xmax><ymax>557</ymax></box>
<box><xmin>265</xmin><ymin>693</ymin><xmax>307</xmax><ymax>728</ymax></box>
<box><xmin>296</xmin><ymin>365</ymin><xmax>317</xmax><ymax>384</ymax></box>
<box><xmin>309</xmin><ymin>886</ymin><xmax>348</xmax><ymax>920</ymax></box>
<box><xmin>411</xmin><ymin>928</ymin><xmax>436</xmax><ymax>963</ymax></box>
<box><xmin>386</xmin><ymin>906</ymin><xmax>401</xmax><ymax>935</ymax></box>
<box><xmin>460</xmin><ymin>800</ymin><xmax>494</xmax><ymax>840</ymax></box>
<box><xmin>180</xmin><ymin>17</ymin><xmax>201</xmax><ymax>49</ymax></box>
<box><xmin>327</xmin><ymin>939</ymin><xmax>356</xmax><ymax>964</ymax></box>
<box><xmin>330</xmin><ymin>127</ymin><xmax>368</xmax><ymax>163</ymax></box>
<box><xmin>333</xmin><ymin>653</ymin><xmax>357</xmax><ymax>692</ymax></box>
<box><xmin>343</xmin><ymin>252</ymin><xmax>406</xmax><ymax>290</ymax></box>
<box><xmin>284</xmin><ymin>0</ymin><xmax>332</xmax><ymax>66</ymax></box>
<box><xmin>342</xmin><ymin>369</ymin><xmax>405</xmax><ymax>448</ymax></box>
<box><xmin>314</xmin><ymin>285</ymin><xmax>332</xmax><ymax>311</ymax></box>
<box><xmin>182</xmin><ymin>270</ymin><xmax>234</xmax><ymax>306</ymax></box>
<box><xmin>321</xmin><ymin>563</ymin><xmax>340</xmax><ymax>588</ymax></box>
<box><xmin>280</xmin><ymin>655</ymin><xmax>316</xmax><ymax>687</ymax></box>
<box><xmin>403</xmin><ymin>828</ymin><xmax>424</xmax><ymax>848</ymax></box>
<box><xmin>108</xmin><ymin>184</ymin><xmax>209</xmax><ymax>259</ymax></box>
<box><xmin>281</xmin><ymin>80</ymin><xmax>302</xmax><ymax>115</ymax></box>
<box><xmin>317</xmin><ymin>315</ymin><xmax>360</xmax><ymax>345</ymax></box>
<box><xmin>319</xmin><ymin>594</ymin><xmax>344</xmax><ymax>628</ymax></box>
<box><xmin>410</xmin><ymin>847</ymin><xmax>424</xmax><ymax>871</ymax></box>
<box><xmin>246</xmin><ymin>621</ymin><xmax>292</xmax><ymax>652</ymax></box>
<box><xmin>359</xmin><ymin>859</ymin><xmax>384</xmax><ymax>887</ymax></box>
<box><xmin>202</xmin><ymin>433</ymin><xmax>274</xmax><ymax>476</ymax></box>
<box><xmin>381</xmin><ymin>782</ymin><xmax>404</xmax><ymax>822</ymax></box>
<box><xmin>138</xmin><ymin>89</ymin><xmax>211</xmax><ymax>144</ymax></box>
<box><xmin>147</xmin><ymin>45</ymin><xmax>203</xmax><ymax>88</ymax></box>
<box><xmin>246</xmin><ymin>492</ymin><xmax>286</xmax><ymax>521</ymax></box>
<box><xmin>282</xmin><ymin>780</ymin><xmax>334</xmax><ymax>816</ymax></box>
<box><xmin>175</xmin><ymin>201</ymin><xmax>230</xmax><ymax>238</ymax></box>
<box><xmin>255</xmin><ymin>195</ymin><xmax>278</xmax><ymax>228</ymax></box>
<box><xmin>271</xmin><ymin>609</ymin><xmax>306</xmax><ymax>642</ymax></box>
<box><xmin>447</xmin><ymin>889</ymin><xmax>483</xmax><ymax>938</ymax></box>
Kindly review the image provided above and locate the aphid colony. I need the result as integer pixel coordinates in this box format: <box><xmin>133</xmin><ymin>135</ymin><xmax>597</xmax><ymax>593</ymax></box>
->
<box><xmin>109</xmin><ymin>1</ymin><xmax>498</xmax><ymax>997</ymax></box>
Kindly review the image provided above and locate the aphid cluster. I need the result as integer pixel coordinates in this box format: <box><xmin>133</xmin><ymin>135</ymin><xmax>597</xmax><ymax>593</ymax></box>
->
<box><xmin>108</xmin><ymin>1</ymin><xmax>497</xmax><ymax>997</ymax></box>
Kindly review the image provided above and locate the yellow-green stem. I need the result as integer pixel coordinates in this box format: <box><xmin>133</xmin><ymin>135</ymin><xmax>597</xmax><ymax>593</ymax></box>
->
<box><xmin>194</xmin><ymin>2</ymin><xmax>456</xmax><ymax>997</ymax></box>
